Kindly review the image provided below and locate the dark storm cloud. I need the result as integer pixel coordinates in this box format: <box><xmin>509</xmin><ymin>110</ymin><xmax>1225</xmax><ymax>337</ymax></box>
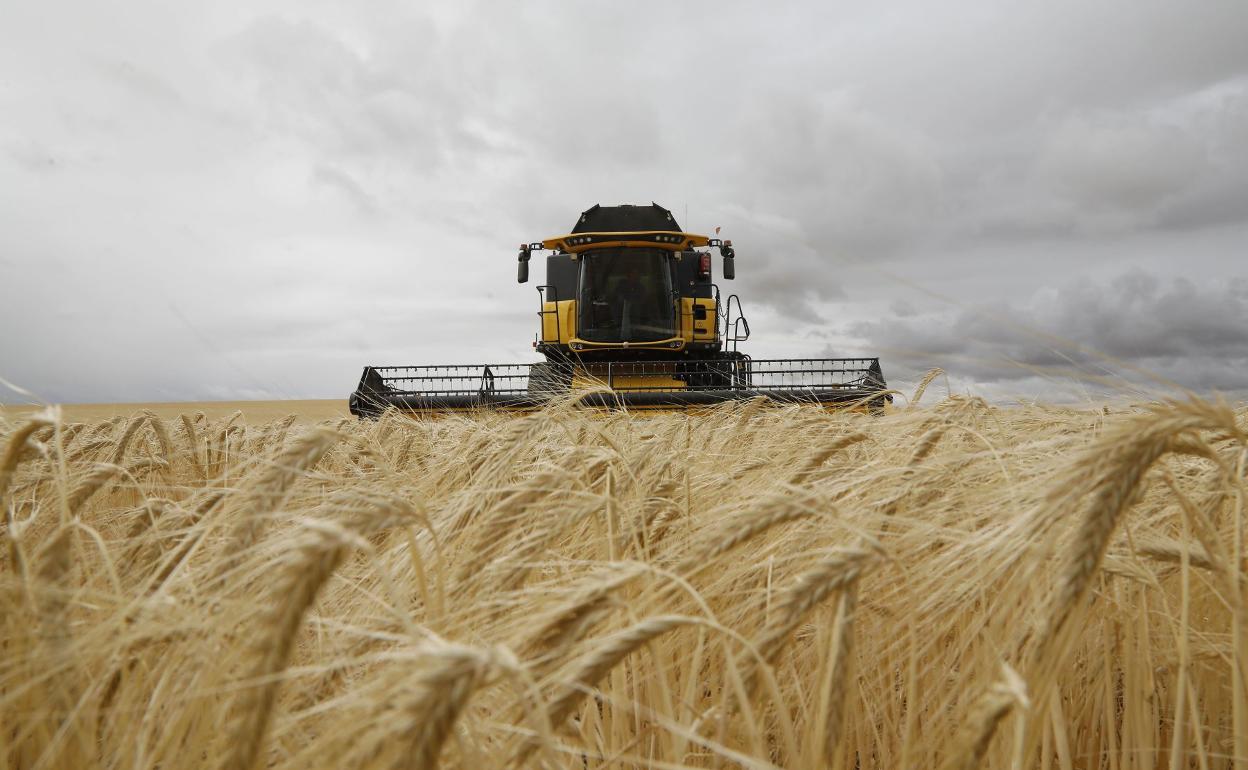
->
<box><xmin>2</xmin><ymin>0</ymin><xmax>1247</xmax><ymax>403</ymax></box>
<box><xmin>851</xmin><ymin>269</ymin><xmax>1248</xmax><ymax>397</ymax></box>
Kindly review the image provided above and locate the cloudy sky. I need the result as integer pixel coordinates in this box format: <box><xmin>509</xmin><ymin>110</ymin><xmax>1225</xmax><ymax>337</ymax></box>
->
<box><xmin>2</xmin><ymin>0</ymin><xmax>1246</xmax><ymax>405</ymax></box>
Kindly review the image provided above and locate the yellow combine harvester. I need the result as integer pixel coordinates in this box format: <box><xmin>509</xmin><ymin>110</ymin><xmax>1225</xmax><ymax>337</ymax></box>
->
<box><xmin>349</xmin><ymin>203</ymin><xmax>890</xmax><ymax>416</ymax></box>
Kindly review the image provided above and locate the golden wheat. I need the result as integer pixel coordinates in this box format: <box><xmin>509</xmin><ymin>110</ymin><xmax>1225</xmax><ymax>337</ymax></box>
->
<box><xmin>1</xmin><ymin>394</ymin><xmax>1246</xmax><ymax>769</ymax></box>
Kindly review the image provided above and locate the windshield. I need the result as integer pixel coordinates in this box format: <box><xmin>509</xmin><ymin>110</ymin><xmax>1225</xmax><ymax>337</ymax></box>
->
<box><xmin>577</xmin><ymin>248</ymin><xmax>674</xmax><ymax>343</ymax></box>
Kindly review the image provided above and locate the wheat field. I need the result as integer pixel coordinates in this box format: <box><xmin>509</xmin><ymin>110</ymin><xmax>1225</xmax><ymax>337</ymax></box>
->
<box><xmin>1</xmin><ymin>391</ymin><xmax>1246</xmax><ymax>769</ymax></box>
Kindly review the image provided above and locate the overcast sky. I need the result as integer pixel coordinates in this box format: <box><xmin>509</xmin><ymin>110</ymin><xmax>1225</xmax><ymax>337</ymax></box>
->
<box><xmin>2</xmin><ymin>0</ymin><xmax>1246</xmax><ymax>405</ymax></box>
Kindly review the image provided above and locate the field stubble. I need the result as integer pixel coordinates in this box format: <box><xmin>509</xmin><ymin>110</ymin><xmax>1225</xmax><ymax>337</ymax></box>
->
<box><xmin>1</xmin><ymin>390</ymin><xmax>1246</xmax><ymax>769</ymax></box>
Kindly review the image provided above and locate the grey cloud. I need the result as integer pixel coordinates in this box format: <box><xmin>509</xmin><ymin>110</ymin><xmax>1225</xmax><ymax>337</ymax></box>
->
<box><xmin>1038</xmin><ymin>113</ymin><xmax>1207</xmax><ymax>213</ymax></box>
<box><xmin>222</xmin><ymin>18</ymin><xmax>447</xmax><ymax>169</ymax></box>
<box><xmin>312</xmin><ymin>163</ymin><xmax>381</xmax><ymax>215</ymax></box>
<box><xmin>951</xmin><ymin>86</ymin><xmax>1248</xmax><ymax>242</ymax></box>
<box><xmin>92</xmin><ymin>57</ymin><xmax>188</xmax><ymax>112</ymax></box>
<box><xmin>851</xmin><ymin>269</ymin><xmax>1248</xmax><ymax>397</ymax></box>
<box><xmin>889</xmin><ymin>299</ymin><xmax>918</xmax><ymax>318</ymax></box>
<box><xmin>730</xmin><ymin>91</ymin><xmax>943</xmax><ymax>252</ymax></box>
<box><xmin>5</xmin><ymin>140</ymin><xmax>62</xmax><ymax>173</ymax></box>
<box><xmin>666</xmin><ymin>95</ymin><xmax>945</xmax><ymax>318</ymax></box>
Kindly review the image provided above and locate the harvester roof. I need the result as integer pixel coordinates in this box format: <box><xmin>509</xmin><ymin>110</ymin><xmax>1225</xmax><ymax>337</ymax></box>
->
<box><xmin>540</xmin><ymin>202</ymin><xmax>712</xmax><ymax>253</ymax></box>
<box><xmin>540</xmin><ymin>231</ymin><xmax>711</xmax><ymax>253</ymax></box>
<box><xmin>572</xmin><ymin>203</ymin><xmax>681</xmax><ymax>233</ymax></box>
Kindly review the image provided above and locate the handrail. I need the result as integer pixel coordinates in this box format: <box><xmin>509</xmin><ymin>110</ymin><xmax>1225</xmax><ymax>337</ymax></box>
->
<box><xmin>722</xmin><ymin>294</ymin><xmax>750</xmax><ymax>352</ymax></box>
<box><xmin>536</xmin><ymin>285</ymin><xmax>562</xmax><ymax>344</ymax></box>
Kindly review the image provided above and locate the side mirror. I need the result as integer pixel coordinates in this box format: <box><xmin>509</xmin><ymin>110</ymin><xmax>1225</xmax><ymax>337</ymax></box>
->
<box><xmin>721</xmin><ymin>242</ymin><xmax>735</xmax><ymax>280</ymax></box>
<box><xmin>517</xmin><ymin>244</ymin><xmax>530</xmax><ymax>284</ymax></box>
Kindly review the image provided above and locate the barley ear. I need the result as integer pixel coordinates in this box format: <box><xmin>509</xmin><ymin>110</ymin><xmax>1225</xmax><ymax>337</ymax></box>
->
<box><xmin>938</xmin><ymin>665</ymin><xmax>1029</xmax><ymax>770</ymax></box>
<box><xmin>216</xmin><ymin>428</ymin><xmax>338</xmax><ymax>579</ymax></box>
<box><xmin>0</xmin><ymin>412</ymin><xmax>57</xmax><ymax>514</ymax></box>
<box><xmin>911</xmin><ymin>367</ymin><xmax>945</xmax><ymax>406</ymax></box>
<box><xmin>223</xmin><ymin>523</ymin><xmax>352</xmax><ymax>770</ymax></box>
<box><xmin>396</xmin><ymin>646</ymin><xmax>494</xmax><ymax>770</ymax></box>
<box><xmin>513</xmin><ymin>615</ymin><xmax>696</xmax><ymax>766</ymax></box>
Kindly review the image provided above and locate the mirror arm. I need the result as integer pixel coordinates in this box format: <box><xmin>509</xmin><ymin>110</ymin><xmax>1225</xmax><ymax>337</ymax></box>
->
<box><xmin>517</xmin><ymin>243</ymin><xmax>536</xmax><ymax>284</ymax></box>
<box><xmin>709</xmin><ymin>238</ymin><xmax>737</xmax><ymax>280</ymax></box>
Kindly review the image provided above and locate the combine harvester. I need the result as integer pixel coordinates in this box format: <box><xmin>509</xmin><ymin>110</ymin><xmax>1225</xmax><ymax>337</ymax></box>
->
<box><xmin>349</xmin><ymin>204</ymin><xmax>890</xmax><ymax>416</ymax></box>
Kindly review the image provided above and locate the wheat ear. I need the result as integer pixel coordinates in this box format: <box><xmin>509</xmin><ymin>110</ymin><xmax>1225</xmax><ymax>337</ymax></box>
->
<box><xmin>141</xmin><ymin>411</ymin><xmax>175</xmax><ymax>461</ymax></box>
<box><xmin>523</xmin><ymin>564</ymin><xmax>646</xmax><ymax>658</ymax></box>
<box><xmin>0</xmin><ymin>413</ymin><xmax>56</xmax><ymax>513</ymax></box>
<box><xmin>394</xmin><ymin>645</ymin><xmax>494</xmax><ymax>770</ymax></box>
<box><xmin>217</xmin><ymin>428</ymin><xmax>337</xmax><ymax>578</ymax></box>
<box><xmin>1000</xmin><ymin>400</ymin><xmax>1242</xmax><ymax>765</ymax></box>
<box><xmin>788</xmin><ymin>432</ymin><xmax>868</xmax><ymax>485</ymax></box>
<box><xmin>513</xmin><ymin>615</ymin><xmax>696</xmax><ymax>766</ymax></box>
<box><xmin>753</xmin><ymin>547</ymin><xmax>875</xmax><ymax>666</ymax></box>
<box><xmin>911</xmin><ymin>367</ymin><xmax>945</xmax><ymax>406</ymax></box>
<box><xmin>110</xmin><ymin>414</ymin><xmax>148</xmax><ymax>464</ymax></box>
<box><xmin>452</xmin><ymin>470</ymin><xmax>561</xmax><ymax>589</ymax></box>
<box><xmin>938</xmin><ymin>665</ymin><xmax>1029</xmax><ymax>770</ymax></box>
<box><xmin>673</xmin><ymin>500</ymin><xmax>818</xmax><ymax>575</ymax></box>
<box><xmin>1033</xmin><ymin>403</ymin><xmax>1239</xmax><ymax>666</ymax></box>
<box><xmin>66</xmin><ymin>462</ymin><xmax>124</xmax><ymax>515</ymax></box>
<box><xmin>178</xmin><ymin>413</ymin><xmax>204</xmax><ymax>478</ymax></box>
<box><xmin>548</xmin><ymin>614</ymin><xmax>695</xmax><ymax>724</ymax></box>
<box><xmin>223</xmin><ymin>524</ymin><xmax>352</xmax><ymax>770</ymax></box>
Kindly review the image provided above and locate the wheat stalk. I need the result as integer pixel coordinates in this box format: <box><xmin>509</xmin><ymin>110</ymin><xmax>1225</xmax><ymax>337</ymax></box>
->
<box><xmin>821</xmin><ymin>583</ymin><xmax>858</xmax><ymax>763</ymax></box>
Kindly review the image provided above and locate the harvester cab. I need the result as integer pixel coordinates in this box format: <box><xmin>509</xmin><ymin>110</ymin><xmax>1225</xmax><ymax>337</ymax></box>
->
<box><xmin>349</xmin><ymin>203</ymin><xmax>890</xmax><ymax>417</ymax></box>
<box><xmin>520</xmin><ymin>203</ymin><xmax>745</xmax><ymax>361</ymax></box>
